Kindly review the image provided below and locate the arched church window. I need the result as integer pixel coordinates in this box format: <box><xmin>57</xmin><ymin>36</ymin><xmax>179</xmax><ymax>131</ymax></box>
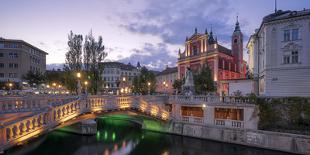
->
<box><xmin>234</xmin><ymin>39</ymin><xmax>238</xmax><ymax>43</ymax></box>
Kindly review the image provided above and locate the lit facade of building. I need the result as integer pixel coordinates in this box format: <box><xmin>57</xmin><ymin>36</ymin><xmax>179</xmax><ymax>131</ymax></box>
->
<box><xmin>100</xmin><ymin>62</ymin><xmax>140</xmax><ymax>94</ymax></box>
<box><xmin>156</xmin><ymin>66</ymin><xmax>178</xmax><ymax>94</ymax></box>
<box><xmin>0</xmin><ymin>38</ymin><xmax>48</xmax><ymax>83</ymax></box>
<box><xmin>247</xmin><ymin>9</ymin><xmax>310</xmax><ymax>97</ymax></box>
<box><xmin>177</xmin><ymin>20</ymin><xmax>246</xmax><ymax>94</ymax></box>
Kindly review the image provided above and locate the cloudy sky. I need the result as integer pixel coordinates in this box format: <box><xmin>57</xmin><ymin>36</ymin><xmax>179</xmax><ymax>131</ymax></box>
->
<box><xmin>1</xmin><ymin>0</ymin><xmax>309</xmax><ymax>70</ymax></box>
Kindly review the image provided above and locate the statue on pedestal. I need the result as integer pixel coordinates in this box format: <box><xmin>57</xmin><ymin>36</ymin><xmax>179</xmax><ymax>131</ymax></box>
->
<box><xmin>182</xmin><ymin>67</ymin><xmax>195</xmax><ymax>95</ymax></box>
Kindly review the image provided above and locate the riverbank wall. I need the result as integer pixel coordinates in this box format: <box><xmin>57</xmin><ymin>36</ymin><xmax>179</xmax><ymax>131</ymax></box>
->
<box><xmin>153</xmin><ymin>121</ymin><xmax>310</xmax><ymax>155</ymax></box>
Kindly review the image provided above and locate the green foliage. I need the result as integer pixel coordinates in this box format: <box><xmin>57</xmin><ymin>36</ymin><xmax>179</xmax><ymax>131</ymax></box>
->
<box><xmin>63</xmin><ymin>30</ymin><xmax>107</xmax><ymax>94</ymax></box>
<box><xmin>45</xmin><ymin>70</ymin><xmax>65</xmax><ymax>84</ymax></box>
<box><xmin>194</xmin><ymin>66</ymin><xmax>215</xmax><ymax>94</ymax></box>
<box><xmin>65</xmin><ymin>31</ymin><xmax>83</xmax><ymax>71</ymax></box>
<box><xmin>0</xmin><ymin>81</ymin><xmax>21</xmax><ymax>90</ymax></box>
<box><xmin>22</xmin><ymin>70</ymin><xmax>46</xmax><ymax>86</ymax></box>
<box><xmin>257</xmin><ymin>97</ymin><xmax>310</xmax><ymax>134</ymax></box>
<box><xmin>63</xmin><ymin>70</ymin><xmax>77</xmax><ymax>92</ymax></box>
<box><xmin>172</xmin><ymin>79</ymin><xmax>183</xmax><ymax>94</ymax></box>
<box><xmin>83</xmin><ymin>31</ymin><xmax>107</xmax><ymax>95</ymax></box>
<box><xmin>132</xmin><ymin>67</ymin><xmax>156</xmax><ymax>95</ymax></box>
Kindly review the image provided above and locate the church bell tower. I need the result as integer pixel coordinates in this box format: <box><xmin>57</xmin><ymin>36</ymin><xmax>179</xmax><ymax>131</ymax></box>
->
<box><xmin>231</xmin><ymin>16</ymin><xmax>243</xmax><ymax>73</ymax></box>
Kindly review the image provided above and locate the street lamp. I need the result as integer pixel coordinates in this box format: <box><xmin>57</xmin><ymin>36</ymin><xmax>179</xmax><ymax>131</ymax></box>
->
<box><xmin>84</xmin><ymin>81</ymin><xmax>88</xmax><ymax>95</ymax></box>
<box><xmin>165</xmin><ymin>83</ymin><xmax>168</xmax><ymax>95</ymax></box>
<box><xmin>52</xmin><ymin>82</ymin><xmax>57</xmax><ymax>94</ymax></box>
<box><xmin>8</xmin><ymin>82</ymin><xmax>13</xmax><ymax>93</ymax></box>
<box><xmin>147</xmin><ymin>82</ymin><xmax>151</xmax><ymax>95</ymax></box>
<box><xmin>76</xmin><ymin>72</ymin><xmax>81</xmax><ymax>95</ymax></box>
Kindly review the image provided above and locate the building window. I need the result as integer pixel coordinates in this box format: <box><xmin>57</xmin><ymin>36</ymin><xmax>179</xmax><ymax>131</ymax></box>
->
<box><xmin>0</xmin><ymin>63</ymin><xmax>4</xmax><ymax>68</ymax></box>
<box><xmin>0</xmin><ymin>43</ymin><xmax>4</xmax><ymax>48</ymax></box>
<box><xmin>292</xmin><ymin>51</ymin><xmax>298</xmax><ymax>63</ymax></box>
<box><xmin>284</xmin><ymin>30</ymin><xmax>290</xmax><ymax>41</ymax></box>
<box><xmin>283</xmin><ymin>55</ymin><xmax>290</xmax><ymax>64</ymax></box>
<box><xmin>0</xmin><ymin>73</ymin><xmax>4</xmax><ymax>78</ymax></box>
<box><xmin>9</xmin><ymin>53</ymin><xmax>18</xmax><ymax>58</ymax></box>
<box><xmin>0</xmin><ymin>53</ymin><xmax>3</xmax><ymax>57</ymax></box>
<box><xmin>234</xmin><ymin>39</ymin><xmax>237</xmax><ymax>43</ymax></box>
<box><xmin>8</xmin><ymin>73</ymin><xmax>17</xmax><ymax>78</ymax></box>
<box><xmin>292</xmin><ymin>29</ymin><xmax>299</xmax><ymax>41</ymax></box>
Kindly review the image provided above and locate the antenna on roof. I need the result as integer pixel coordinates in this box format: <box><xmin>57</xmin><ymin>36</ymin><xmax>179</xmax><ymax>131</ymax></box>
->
<box><xmin>274</xmin><ymin>0</ymin><xmax>277</xmax><ymax>13</ymax></box>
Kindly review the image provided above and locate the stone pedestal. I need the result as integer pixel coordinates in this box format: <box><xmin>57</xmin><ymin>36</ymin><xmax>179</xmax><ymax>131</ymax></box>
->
<box><xmin>60</xmin><ymin>119</ymin><xmax>97</xmax><ymax>135</ymax></box>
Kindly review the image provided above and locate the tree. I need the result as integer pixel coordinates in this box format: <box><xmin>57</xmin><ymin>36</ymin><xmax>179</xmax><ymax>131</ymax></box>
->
<box><xmin>63</xmin><ymin>31</ymin><xmax>83</xmax><ymax>92</ymax></box>
<box><xmin>83</xmin><ymin>31</ymin><xmax>107</xmax><ymax>94</ymax></box>
<box><xmin>194</xmin><ymin>66</ymin><xmax>215</xmax><ymax>94</ymax></box>
<box><xmin>173</xmin><ymin>79</ymin><xmax>184</xmax><ymax>94</ymax></box>
<box><xmin>22</xmin><ymin>70</ymin><xmax>46</xmax><ymax>86</ymax></box>
<box><xmin>132</xmin><ymin>67</ymin><xmax>156</xmax><ymax>95</ymax></box>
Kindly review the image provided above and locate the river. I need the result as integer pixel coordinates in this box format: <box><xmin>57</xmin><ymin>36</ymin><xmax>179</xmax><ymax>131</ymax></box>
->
<box><xmin>4</xmin><ymin>117</ymin><xmax>295</xmax><ymax>155</ymax></box>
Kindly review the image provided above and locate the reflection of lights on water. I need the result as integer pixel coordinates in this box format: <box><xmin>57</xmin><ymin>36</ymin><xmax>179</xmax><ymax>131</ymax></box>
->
<box><xmin>113</xmin><ymin>144</ymin><xmax>118</xmax><ymax>151</ymax></box>
<box><xmin>122</xmin><ymin>141</ymin><xmax>126</xmax><ymax>149</ymax></box>
<box><xmin>96</xmin><ymin>131</ymin><xmax>100</xmax><ymax>139</ymax></box>
<box><xmin>104</xmin><ymin>149</ymin><xmax>109</xmax><ymax>155</ymax></box>
<box><xmin>112</xmin><ymin>132</ymin><xmax>116</xmax><ymax>141</ymax></box>
<box><xmin>104</xmin><ymin>131</ymin><xmax>108</xmax><ymax>140</ymax></box>
<box><xmin>162</xmin><ymin>150</ymin><xmax>169</xmax><ymax>155</ymax></box>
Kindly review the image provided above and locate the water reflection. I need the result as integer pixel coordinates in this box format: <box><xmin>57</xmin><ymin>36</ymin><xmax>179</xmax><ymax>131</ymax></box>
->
<box><xmin>5</xmin><ymin>117</ymin><xmax>295</xmax><ymax>155</ymax></box>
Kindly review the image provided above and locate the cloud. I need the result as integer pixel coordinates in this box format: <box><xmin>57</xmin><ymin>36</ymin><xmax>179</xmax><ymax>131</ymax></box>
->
<box><xmin>119</xmin><ymin>42</ymin><xmax>177</xmax><ymax>71</ymax></box>
<box><xmin>120</xmin><ymin>0</ymin><xmax>235</xmax><ymax>45</ymax></box>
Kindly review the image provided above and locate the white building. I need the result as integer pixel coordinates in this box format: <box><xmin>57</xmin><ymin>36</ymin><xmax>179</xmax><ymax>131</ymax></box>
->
<box><xmin>100</xmin><ymin>62</ymin><xmax>140</xmax><ymax>94</ymax></box>
<box><xmin>247</xmin><ymin>9</ymin><xmax>310</xmax><ymax>97</ymax></box>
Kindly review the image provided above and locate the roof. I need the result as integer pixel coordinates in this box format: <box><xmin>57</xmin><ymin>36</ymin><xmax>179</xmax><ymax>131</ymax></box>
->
<box><xmin>100</xmin><ymin>62</ymin><xmax>138</xmax><ymax>71</ymax></box>
<box><xmin>218</xmin><ymin>44</ymin><xmax>232</xmax><ymax>56</ymax></box>
<box><xmin>0</xmin><ymin>38</ymin><xmax>48</xmax><ymax>55</ymax></box>
<box><xmin>263</xmin><ymin>9</ymin><xmax>310</xmax><ymax>23</ymax></box>
<box><xmin>156</xmin><ymin>67</ymin><xmax>177</xmax><ymax>76</ymax></box>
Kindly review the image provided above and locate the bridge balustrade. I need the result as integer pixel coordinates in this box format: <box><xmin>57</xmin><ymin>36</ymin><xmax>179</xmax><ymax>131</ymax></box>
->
<box><xmin>3</xmin><ymin>111</ymin><xmax>49</xmax><ymax>145</ymax></box>
<box><xmin>0</xmin><ymin>95</ymin><xmax>170</xmax><ymax>151</ymax></box>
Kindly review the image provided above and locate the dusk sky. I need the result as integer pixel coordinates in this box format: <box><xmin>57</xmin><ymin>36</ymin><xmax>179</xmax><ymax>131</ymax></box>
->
<box><xmin>1</xmin><ymin>0</ymin><xmax>310</xmax><ymax>70</ymax></box>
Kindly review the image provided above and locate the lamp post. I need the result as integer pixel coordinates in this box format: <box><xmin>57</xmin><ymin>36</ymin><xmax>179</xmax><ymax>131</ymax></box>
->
<box><xmin>76</xmin><ymin>72</ymin><xmax>81</xmax><ymax>95</ymax></box>
<box><xmin>58</xmin><ymin>84</ymin><xmax>62</xmax><ymax>94</ymax></box>
<box><xmin>147</xmin><ymin>82</ymin><xmax>151</xmax><ymax>95</ymax></box>
<box><xmin>8</xmin><ymin>82</ymin><xmax>13</xmax><ymax>94</ymax></box>
<box><xmin>84</xmin><ymin>81</ymin><xmax>88</xmax><ymax>95</ymax></box>
<box><xmin>165</xmin><ymin>83</ymin><xmax>168</xmax><ymax>95</ymax></box>
<box><xmin>163</xmin><ymin>81</ymin><xmax>166</xmax><ymax>94</ymax></box>
<box><xmin>52</xmin><ymin>82</ymin><xmax>57</xmax><ymax>94</ymax></box>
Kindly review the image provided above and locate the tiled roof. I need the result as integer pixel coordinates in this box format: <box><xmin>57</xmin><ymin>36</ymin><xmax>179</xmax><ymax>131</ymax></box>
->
<box><xmin>100</xmin><ymin>62</ymin><xmax>137</xmax><ymax>71</ymax></box>
<box><xmin>156</xmin><ymin>67</ymin><xmax>177</xmax><ymax>76</ymax></box>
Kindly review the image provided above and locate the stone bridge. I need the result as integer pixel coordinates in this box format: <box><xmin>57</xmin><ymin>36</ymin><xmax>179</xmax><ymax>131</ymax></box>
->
<box><xmin>0</xmin><ymin>95</ymin><xmax>170</xmax><ymax>152</ymax></box>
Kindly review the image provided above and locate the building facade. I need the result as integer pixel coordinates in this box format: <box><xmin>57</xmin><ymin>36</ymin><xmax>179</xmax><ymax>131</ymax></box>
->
<box><xmin>101</xmin><ymin>62</ymin><xmax>140</xmax><ymax>94</ymax></box>
<box><xmin>247</xmin><ymin>9</ymin><xmax>310</xmax><ymax>97</ymax></box>
<box><xmin>156</xmin><ymin>66</ymin><xmax>178</xmax><ymax>94</ymax></box>
<box><xmin>0</xmin><ymin>38</ymin><xmax>48</xmax><ymax>83</ymax></box>
<box><xmin>178</xmin><ymin>20</ymin><xmax>246</xmax><ymax>94</ymax></box>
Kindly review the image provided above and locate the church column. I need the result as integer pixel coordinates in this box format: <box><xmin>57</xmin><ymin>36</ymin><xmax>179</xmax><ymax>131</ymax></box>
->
<box><xmin>214</xmin><ymin>56</ymin><xmax>219</xmax><ymax>82</ymax></box>
<box><xmin>201</xmin><ymin>39</ymin><xmax>203</xmax><ymax>53</ymax></box>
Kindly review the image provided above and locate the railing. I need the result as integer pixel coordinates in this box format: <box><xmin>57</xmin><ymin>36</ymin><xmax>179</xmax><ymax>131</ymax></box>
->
<box><xmin>214</xmin><ymin>119</ymin><xmax>244</xmax><ymax>128</ymax></box>
<box><xmin>181</xmin><ymin>116</ymin><xmax>204</xmax><ymax>124</ymax></box>
<box><xmin>0</xmin><ymin>95</ymin><xmax>79</xmax><ymax>114</ymax></box>
<box><xmin>169</xmin><ymin>95</ymin><xmax>254</xmax><ymax>105</ymax></box>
